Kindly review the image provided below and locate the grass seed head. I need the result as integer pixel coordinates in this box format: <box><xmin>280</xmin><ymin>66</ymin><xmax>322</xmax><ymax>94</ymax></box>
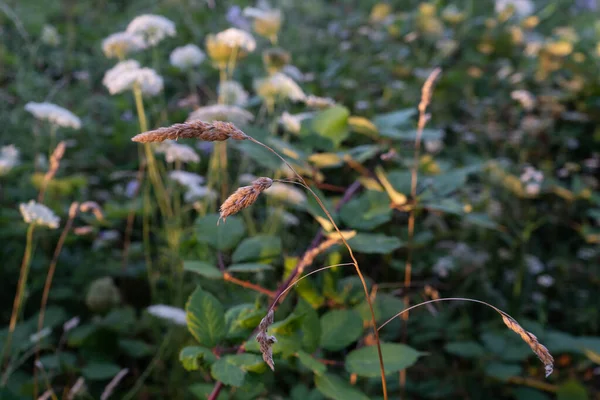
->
<box><xmin>256</xmin><ymin>310</ymin><xmax>276</xmax><ymax>371</ymax></box>
<box><xmin>131</xmin><ymin>120</ymin><xmax>248</xmax><ymax>143</ymax></box>
<box><xmin>219</xmin><ymin>177</ymin><xmax>272</xmax><ymax>222</ymax></box>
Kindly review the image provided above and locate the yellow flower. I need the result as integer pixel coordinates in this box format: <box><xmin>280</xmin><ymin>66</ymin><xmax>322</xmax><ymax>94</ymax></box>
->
<box><xmin>370</xmin><ymin>3</ymin><xmax>392</xmax><ymax>23</ymax></box>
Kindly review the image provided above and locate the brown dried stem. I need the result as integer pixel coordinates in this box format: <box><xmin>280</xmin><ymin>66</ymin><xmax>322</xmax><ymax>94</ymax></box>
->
<box><xmin>38</xmin><ymin>141</ymin><xmax>66</xmax><ymax>203</ymax></box>
<box><xmin>223</xmin><ymin>272</ymin><xmax>276</xmax><ymax>298</ymax></box>
<box><xmin>378</xmin><ymin>297</ymin><xmax>554</xmax><ymax>377</ymax></box>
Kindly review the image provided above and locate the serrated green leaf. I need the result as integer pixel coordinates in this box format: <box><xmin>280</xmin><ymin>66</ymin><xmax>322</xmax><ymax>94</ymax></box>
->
<box><xmin>312</xmin><ymin>106</ymin><xmax>350</xmax><ymax>147</ymax></box>
<box><xmin>347</xmin><ymin>233</ymin><xmax>403</xmax><ymax>254</ymax></box>
<box><xmin>186</xmin><ymin>287</ymin><xmax>226</xmax><ymax>347</ymax></box>
<box><xmin>232</xmin><ymin>235</ymin><xmax>282</xmax><ymax>263</ymax></box>
<box><xmin>227</xmin><ymin>263</ymin><xmax>273</xmax><ymax>273</ymax></box>
<box><xmin>196</xmin><ymin>214</ymin><xmax>245</xmax><ymax>251</ymax></box>
<box><xmin>297</xmin><ymin>350</ymin><xmax>326</xmax><ymax>375</ymax></box>
<box><xmin>184</xmin><ymin>261</ymin><xmax>223</xmax><ymax>279</ymax></box>
<box><xmin>314</xmin><ymin>373</ymin><xmax>369</xmax><ymax>400</ymax></box>
<box><xmin>227</xmin><ymin>353</ymin><xmax>266</xmax><ymax>373</ymax></box>
<box><xmin>345</xmin><ymin>343</ymin><xmax>423</xmax><ymax>377</ymax></box>
<box><xmin>211</xmin><ymin>356</ymin><xmax>246</xmax><ymax>387</ymax></box>
<box><xmin>320</xmin><ymin>309</ymin><xmax>363</xmax><ymax>351</ymax></box>
<box><xmin>179</xmin><ymin>346</ymin><xmax>215</xmax><ymax>371</ymax></box>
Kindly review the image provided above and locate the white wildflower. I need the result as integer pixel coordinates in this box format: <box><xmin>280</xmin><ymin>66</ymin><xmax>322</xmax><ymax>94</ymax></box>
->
<box><xmin>63</xmin><ymin>316</ymin><xmax>80</xmax><ymax>332</ymax></box>
<box><xmin>170</xmin><ymin>44</ymin><xmax>206</xmax><ymax>70</ymax></box>
<box><xmin>243</xmin><ymin>6</ymin><xmax>283</xmax><ymax>41</ymax></box>
<box><xmin>41</xmin><ymin>25</ymin><xmax>60</xmax><ymax>47</ymax></box>
<box><xmin>169</xmin><ymin>170</ymin><xmax>205</xmax><ymax>187</ymax></box>
<box><xmin>511</xmin><ymin>90</ymin><xmax>536</xmax><ymax>111</ymax></box>
<box><xmin>0</xmin><ymin>145</ymin><xmax>20</xmax><ymax>175</ymax></box>
<box><xmin>102</xmin><ymin>31</ymin><xmax>146</xmax><ymax>59</ymax></box>
<box><xmin>214</xmin><ymin>28</ymin><xmax>256</xmax><ymax>52</ymax></box>
<box><xmin>102</xmin><ymin>60</ymin><xmax>163</xmax><ymax>96</ymax></box>
<box><xmin>537</xmin><ymin>274</ymin><xmax>554</xmax><ymax>288</ymax></box>
<box><xmin>520</xmin><ymin>166</ymin><xmax>543</xmax><ymax>196</ymax></box>
<box><xmin>156</xmin><ymin>141</ymin><xmax>200</xmax><ymax>163</ymax></box>
<box><xmin>425</xmin><ymin>139</ymin><xmax>444</xmax><ymax>154</ymax></box>
<box><xmin>30</xmin><ymin>327</ymin><xmax>52</xmax><ymax>343</ymax></box>
<box><xmin>281</xmin><ymin>65</ymin><xmax>306</xmax><ymax>82</ymax></box>
<box><xmin>495</xmin><ymin>0</ymin><xmax>534</xmax><ymax>17</ymax></box>
<box><xmin>25</xmin><ymin>102</ymin><xmax>81</xmax><ymax>130</ymax></box>
<box><xmin>525</xmin><ymin>255</ymin><xmax>544</xmax><ymax>274</ymax></box>
<box><xmin>254</xmin><ymin>72</ymin><xmax>305</xmax><ymax>103</ymax></box>
<box><xmin>147</xmin><ymin>304</ymin><xmax>187</xmax><ymax>326</ymax></box>
<box><xmin>270</xmin><ymin>209</ymin><xmax>299</xmax><ymax>226</ymax></box>
<box><xmin>264</xmin><ymin>182</ymin><xmax>306</xmax><ymax>205</ymax></box>
<box><xmin>126</xmin><ymin>14</ymin><xmax>176</xmax><ymax>47</ymax></box>
<box><xmin>303</xmin><ymin>94</ymin><xmax>336</xmax><ymax>109</ymax></box>
<box><xmin>187</xmin><ymin>104</ymin><xmax>254</xmax><ymax>126</ymax></box>
<box><xmin>279</xmin><ymin>111</ymin><xmax>313</xmax><ymax>134</ymax></box>
<box><xmin>19</xmin><ymin>200</ymin><xmax>60</xmax><ymax>229</ymax></box>
<box><xmin>433</xmin><ymin>256</ymin><xmax>454</xmax><ymax>278</ymax></box>
<box><xmin>218</xmin><ymin>81</ymin><xmax>249</xmax><ymax>106</ymax></box>
<box><xmin>184</xmin><ymin>185</ymin><xmax>217</xmax><ymax>203</ymax></box>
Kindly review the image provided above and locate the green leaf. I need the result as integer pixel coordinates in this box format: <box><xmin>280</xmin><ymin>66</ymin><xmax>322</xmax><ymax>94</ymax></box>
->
<box><xmin>445</xmin><ymin>341</ymin><xmax>486</xmax><ymax>358</ymax></box>
<box><xmin>189</xmin><ymin>383</ymin><xmax>228</xmax><ymax>400</ymax></box>
<box><xmin>484</xmin><ymin>362</ymin><xmax>522</xmax><ymax>381</ymax></box>
<box><xmin>314</xmin><ymin>373</ymin><xmax>369</xmax><ymax>400</ymax></box>
<box><xmin>179</xmin><ymin>346</ymin><xmax>215</xmax><ymax>371</ymax></box>
<box><xmin>297</xmin><ymin>350</ymin><xmax>326</xmax><ymax>375</ymax></box>
<box><xmin>184</xmin><ymin>261</ymin><xmax>223</xmax><ymax>279</ymax></box>
<box><xmin>557</xmin><ymin>380</ymin><xmax>588</xmax><ymax>400</ymax></box>
<box><xmin>312</xmin><ymin>106</ymin><xmax>350</xmax><ymax>147</ymax></box>
<box><xmin>513</xmin><ymin>388</ymin><xmax>551</xmax><ymax>400</ymax></box>
<box><xmin>227</xmin><ymin>353</ymin><xmax>266</xmax><ymax>373</ymax></box>
<box><xmin>320</xmin><ymin>309</ymin><xmax>363</xmax><ymax>351</ymax></box>
<box><xmin>234</xmin><ymin>140</ymin><xmax>283</xmax><ymax>170</ymax></box>
<box><xmin>38</xmin><ymin>352</ymin><xmax>77</xmax><ymax>371</ymax></box>
<box><xmin>373</xmin><ymin>108</ymin><xmax>416</xmax><ymax>129</ymax></box>
<box><xmin>340</xmin><ymin>191</ymin><xmax>392</xmax><ymax>230</ymax></box>
<box><xmin>297</xmin><ymin>300</ymin><xmax>321</xmax><ymax>353</ymax></box>
<box><xmin>345</xmin><ymin>343</ymin><xmax>423</xmax><ymax>377</ymax></box>
<box><xmin>186</xmin><ymin>286</ymin><xmax>226</xmax><ymax>347</ymax></box>
<box><xmin>211</xmin><ymin>356</ymin><xmax>247</xmax><ymax>387</ymax></box>
<box><xmin>195</xmin><ymin>214</ymin><xmax>245</xmax><ymax>251</ymax></box>
<box><xmin>232</xmin><ymin>235</ymin><xmax>282</xmax><ymax>263</ymax></box>
<box><xmin>227</xmin><ymin>263</ymin><xmax>273</xmax><ymax>273</ymax></box>
<box><xmin>81</xmin><ymin>362</ymin><xmax>121</xmax><ymax>380</ymax></box>
<box><xmin>118</xmin><ymin>339</ymin><xmax>153</xmax><ymax>358</ymax></box>
<box><xmin>347</xmin><ymin>233</ymin><xmax>403</xmax><ymax>254</ymax></box>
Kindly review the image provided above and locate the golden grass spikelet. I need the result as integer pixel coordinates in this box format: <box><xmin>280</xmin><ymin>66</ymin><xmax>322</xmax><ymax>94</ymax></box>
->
<box><xmin>131</xmin><ymin>120</ymin><xmax>248</xmax><ymax>143</ymax></box>
<box><xmin>256</xmin><ymin>310</ymin><xmax>277</xmax><ymax>371</ymax></box>
<box><xmin>500</xmin><ymin>313</ymin><xmax>554</xmax><ymax>377</ymax></box>
<box><xmin>219</xmin><ymin>177</ymin><xmax>272</xmax><ymax>221</ymax></box>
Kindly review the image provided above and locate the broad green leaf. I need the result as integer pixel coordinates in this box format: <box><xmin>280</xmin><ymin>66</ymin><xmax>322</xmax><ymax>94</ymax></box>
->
<box><xmin>320</xmin><ymin>309</ymin><xmax>363</xmax><ymax>351</ymax></box>
<box><xmin>513</xmin><ymin>388</ymin><xmax>551</xmax><ymax>400</ymax></box>
<box><xmin>312</xmin><ymin>106</ymin><xmax>350</xmax><ymax>147</ymax></box>
<box><xmin>297</xmin><ymin>350</ymin><xmax>326</xmax><ymax>375</ymax></box>
<box><xmin>189</xmin><ymin>383</ymin><xmax>228</xmax><ymax>400</ymax></box>
<box><xmin>227</xmin><ymin>263</ymin><xmax>273</xmax><ymax>273</ymax></box>
<box><xmin>211</xmin><ymin>356</ymin><xmax>246</xmax><ymax>387</ymax></box>
<box><xmin>227</xmin><ymin>353</ymin><xmax>267</xmax><ymax>373</ymax></box>
<box><xmin>186</xmin><ymin>286</ymin><xmax>226</xmax><ymax>348</ymax></box>
<box><xmin>39</xmin><ymin>352</ymin><xmax>77</xmax><ymax>370</ymax></box>
<box><xmin>271</xmin><ymin>312</ymin><xmax>305</xmax><ymax>335</ymax></box>
<box><xmin>347</xmin><ymin>233</ymin><xmax>403</xmax><ymax>254</ymax></box>
<box><xmin>183</xmin><ymin>261</ymin><xmax>222</xmax><ymax>279</ymax></box>
<box><xmin>373</xmin><ymin>108</ymin><xmax>416</xmax><ymax>129</ymax></box>
<box><xmin>484</xmin><ymin>362</ymin><xmax>522</xmax><ymax>381</ymax></box>
<box><xmin>340</xmin><ymin>191</ymin><xmax>392</xmax><ymax>230</ymax></box>
<box><xmin>556</xmin><ymin>380</ymin><xmax>588</xmax><ymax>400</ymax></box>
<box><xmin>348</xmin><ymin>116</ymin><xmax>379</xmax><ymax>138</ymax></box>
<box><xmin>81</xmin><ymin>362</ymin><xmax>121</xmax><ymax>380</ymax></box>
<box><xmin>297</xmin><ymin>300</ymin><xmax>321</xmax><ymax>353</ymax></box>
<box><xmin>314</xmin><ymin>373</ymin><xmax>369</xmax><ymax>400</ymax></box>
<box><xmin>445</xmin><ymin>341</ymin><xmax>486</xmax><ymax>358</ymax></box>
<box><xmin>345</xmin><ymin>343</ymin><xmax>423</xmax><ymax>377</ymax></box>
<box><xmin>382</xmin><ymin>128</ymin><xmax>443</xmax><ymax>141</ymax></box>
<box><xmin>232</xmin><ymin>235</ymin><xmax>282</xmax><ymax>263</ymax></box>
<box><xmin>234</xmin><ymin>140</ymin><xmax>282</xmax><ymax>170</ymax></box>
<box><xmin>118</xmin><ymin>339</ymin><xmax>153</xmax><ymax>358</ymax></box>
<box><xmin>195</xmin><ymin>214</ymin><xmax>245</xmax><ymax>251</ymax></box>
<box><xmin>179</xmin><ymin>346</ymin><xmax>215</xmax><ymax>371</ymax></box>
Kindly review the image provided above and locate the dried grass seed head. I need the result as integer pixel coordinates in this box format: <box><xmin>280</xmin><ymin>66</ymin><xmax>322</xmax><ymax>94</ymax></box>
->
<box><xmin>256</xmin><ymin>310</ymin><xmax>277</xmax><ymax>370</ymax></box>
<box><xmin>131</xmin><ymin>120</ymin><xmax>248</xmax><ymax>143</ymax></box>
<box><xmin>219</xmin><ymin>177</ymin><xmax>273</xmax><ymax>221</ymax></box>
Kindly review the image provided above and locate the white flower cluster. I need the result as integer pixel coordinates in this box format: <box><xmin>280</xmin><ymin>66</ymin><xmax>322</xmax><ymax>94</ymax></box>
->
<box><xmin>187</xmin><ymin>104</ymin><xmax>254</xmax><ymax>126</ymax></box>
<box><xmin>520</xmin><ymin>166</ymin><xmax>544</xmax><ymax>196</ymax></box>
<box><xmin>214</xmin><ymin>28</ymin><xmax>256</xmax><ymax>52</ymax></box>
<box><xmin>102</xmin><ymin>31</ymin><xmax>146</xmax><ymax>59</ymax></box>
<box><xmin>19</xmin><ymin>200</ymin><xmax>60</xmax><ymax>229</ymax></box>
<box><xmin>495</xmin><ymin>0</ymin><xmax>534</xmax><ymax>17</ymax></box>
<box><xmin>511</xmin><ymin>90</ymin><xmax>536</xmax><ymax>111</ymax></box>
<box><xmin>41</xmin><ymin>25</ymin><xmax>61</xmax><ymax>47</ymax></box>
<box><xmin>264</xmin><ymin>182</ymin><xmax>306</xmax><ymax>205</ymax></box>
<box><xmin>102</xmin><ymin>60</ymin><xmax>163</xmax><ymax>96</ymax></box>
<box><xmin>254</xmin><ymin>72</ymin><xmax>305</xmax><ymax>103</ymax></box>
<box><xmin>170</xmin><ymin>44</ymin><xmax>206</xmax><ymax>70</ymax></box>
<box><xmin>155</xmin><ymin>141</ymin><xmax>200</xmax><ymax>163</ymax></box>
<box><xmin>169</xmin><ymin>170</ymin><xmax>216</xmax><ymax>203</ymax></box>
<box><xmin>0</xmin><ymin>145</ymin><xmax>20</xmax><ymax>175</ymax></box>
<box><xmin>303</xmin><ymin>94</ymin><xmax>336</xmax><ymax>109</ymax></box>
<box><xmin>147</xmin><ymin>304</ymin><xmax>187</xmax><ymax>326</ymax></box>
<box><xmin>25</xmin><ymin>102</ymin><xmax>81</xmax><ymax>129</ymax></box>
<box><xmin>218</xmin><ymin>80</ymin><xmax>249</xmax><ymax>106</ymax></box>
<box><xmin>126</xmin><ymin>14</ymin><xmax>176</xmax><ymax>47</ymax></box>
<box><xmin>279</xmin><ymin>111</ymin><xmax>313</xmax><ymax>134</ymax></box>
